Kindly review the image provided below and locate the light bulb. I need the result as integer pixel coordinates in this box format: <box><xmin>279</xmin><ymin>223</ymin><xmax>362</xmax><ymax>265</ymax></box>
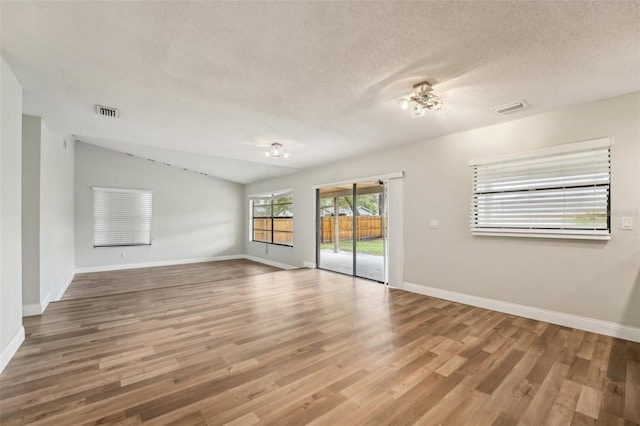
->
<box><xmin>413</xmin><ymin>105</ymin><xmax>424</xmax><ymax>115</ymax></box>
<box><xmin>400</xmin><ymin>98</ymin><xmax>410</xmax><ymax>110</ymax></box>
<box><xmin>265</xmin><ymin>151</ymin><xmax>270</xmax><ymax>157</ymax></box>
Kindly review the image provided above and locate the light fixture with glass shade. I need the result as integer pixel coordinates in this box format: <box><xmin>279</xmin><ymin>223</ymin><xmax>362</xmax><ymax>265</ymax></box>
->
<box><xmin>265</xmin><ymin>142</ymin><xmax>289</xmax><ymax>158</ymax></box>
<box><xmin>398</xmin><ymin>81</ymin><xmax>443</xmax><ymax>118</ymax></box>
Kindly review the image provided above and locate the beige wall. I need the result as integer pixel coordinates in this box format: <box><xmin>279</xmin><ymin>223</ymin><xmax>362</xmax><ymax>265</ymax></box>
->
<box><xmin>21</xmin><ymin>116</ymin><xmax>41</xmax><ymax>306</ymax></box>
<box><xmin>0</xmin><ymin>56</ymin><xmax>24</xmax><ymax>366</ymax></box>
<box><xmin>245</xmin><ymin>92</ymin><xmax>640</xmax><ymax>329</ymax></box>
<box><xmin>75</xmin><ymin>142</ymin><xmax>245</xmax><ymax>268</ymax></box>
<box><xmin>21</xmin><ymin>115</ymin><xmax>75</xmax><ymax>312</ymax></box>
<box><xmin>40</xmin><ymin>121</ymin><xmax>75</xmax><ymax>302</ymax></box>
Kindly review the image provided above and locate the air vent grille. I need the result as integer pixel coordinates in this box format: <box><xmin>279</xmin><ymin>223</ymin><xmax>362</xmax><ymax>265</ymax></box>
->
<box><xmin>96</xmin><ymin>105</ymin><xmax>119</xmax><ymax>118</ymax></box>
<box><xmin>492</xmin><ymin>101</ymin><xmax>526</xmax><ymax>115</ymax></box>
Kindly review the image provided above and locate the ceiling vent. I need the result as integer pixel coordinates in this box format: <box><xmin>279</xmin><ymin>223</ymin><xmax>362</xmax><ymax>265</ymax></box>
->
<box><xmin>492</xmin><ymin>101</ymin><xmax>526</xmax><ymax>115</ymax></box>
<box><xmin>96</xmin><ymin>105</ymin><xmax>119</xmax><ymax>118</ymax></box>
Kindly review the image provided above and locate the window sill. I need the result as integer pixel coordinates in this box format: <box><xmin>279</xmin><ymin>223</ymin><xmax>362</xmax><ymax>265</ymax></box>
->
<box><xmin>250</xmin><ymin>241</ymin><xmax>294</xmax><ymax>248</ymax></box>
<box><xmin>471</xmin><ymin>231</ymin><xmax>610</xmax><ymax>241</ymax></box>
<box><xmin>94</xmin><ymin>243</ymin><xmax>152</xmax><ymax>248</ymax></box>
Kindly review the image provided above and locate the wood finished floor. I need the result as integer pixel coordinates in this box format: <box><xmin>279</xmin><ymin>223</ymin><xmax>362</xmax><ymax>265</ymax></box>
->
<box><xmin>0</xmin><ymin>264</ymin><xmax>638</xmax><ymax>425</ymax></box>
<box><xmin>63</xmin><ymin>259</ymin><xmax>280</xmax><ymax>300</ymax></box>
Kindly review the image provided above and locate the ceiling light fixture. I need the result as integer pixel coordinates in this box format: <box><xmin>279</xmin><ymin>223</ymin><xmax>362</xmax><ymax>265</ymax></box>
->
<box><xmin>398</xmin><ymin>81</ymin><xmax>443</xmax><ymax>118</ymax></box>
<box><xmin>265</xmin><ymin>142</ymin><xmax>289</xmax><ymax>158</ymax></box>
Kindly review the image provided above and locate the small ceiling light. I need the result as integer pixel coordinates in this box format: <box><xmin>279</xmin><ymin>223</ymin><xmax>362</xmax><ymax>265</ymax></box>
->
<box><xmin>398</xmin><ymin>81</ymin><xmax>444</xmax><ymax>118</ymax></box>
<box><xmin>265</xmin><ymin>142</ymin><xmax>289</xmax><ymax>158</ymax></box>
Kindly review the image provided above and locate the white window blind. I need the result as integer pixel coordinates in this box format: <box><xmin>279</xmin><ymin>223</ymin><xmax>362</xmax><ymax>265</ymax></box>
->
<box><xmin>470</xmin><ymin>139</ymin><xmax>611</xmax><ymax>240</ymax></box>
<box><xmin>93</xmin><ymin>187</ymin><xmax>152</xmax><ymax>247</ymax></box>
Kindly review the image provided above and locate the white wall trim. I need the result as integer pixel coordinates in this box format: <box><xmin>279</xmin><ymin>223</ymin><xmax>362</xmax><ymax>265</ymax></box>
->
<box><xmin>243</xmin><ymin>255</ymin><xmax>297</xmax><ymax>270</ymax></box>
<box><xmin>22</xmin><ymin>272</ymin><xmax>76</xmax><ymax>317</ymax></box>
<box><xmin>0</xmin><ymin>327</ymin><xmax>25</xmax><ymax>374</ymax></box>
<box><xmin>75</xmin><ymin>255</ymin><xmax>245</xmax><ymax>273</ymax></box>
<box><xmin>41</xmin><ymin>291</ymin><xmax>51</xmax><ymax>313</ymax></box>
<box><xmin>303</xmin><ymin>261</ymin><xmax>316</xmax><ymax>269</ymax></box>
<box><xmin>74</xmin><ymin>254</ymin><xmax>298</xmax><ymax>274</ymax></box>
<box><xmin>472</xmin><ymin>231</ymin><xmax>611</xmax><ymax>241</ymax></box>
<box><xmin>55</xmin><ymin>272</ymin><xmax>76</xmax><ymax>301</ymax></box>
<box><xmin>404</xmin><ymin>282</ymin><xmax>640</xmax><ymax>343</ymax></box>
<box><xmin>23</xmin><ymin>292</ymin><xmax>51</xmax><ymax>317</ymax></box>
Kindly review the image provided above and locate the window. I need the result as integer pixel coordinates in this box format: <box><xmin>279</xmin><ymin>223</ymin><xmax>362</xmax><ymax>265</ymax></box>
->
<box><xmin>470</xmin><ymin>138</ymin><xmax>610</xmax><ymax>240</ymax></box>
<box><xmin>93</xmin><ymin>187</ymin><xmax>152</xmax><ymax>247</ymax></box>
<box><xmin>250</xmin><ymin>190</ymin><xmax>293</xmax><ymax>246</ymax></box>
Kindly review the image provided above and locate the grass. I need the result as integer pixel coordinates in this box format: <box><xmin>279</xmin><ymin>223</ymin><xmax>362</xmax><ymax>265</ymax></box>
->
<box><xmin>320</xmin><ymin>238</ymin><xmax>385</xmax><ymax>256</ymax></box>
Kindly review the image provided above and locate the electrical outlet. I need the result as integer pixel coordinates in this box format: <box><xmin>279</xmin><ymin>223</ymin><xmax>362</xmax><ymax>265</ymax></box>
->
<box><xmin>621</xmin><ymin>217</ymin><xmax>633</xmax><ymax>230</ymax></box>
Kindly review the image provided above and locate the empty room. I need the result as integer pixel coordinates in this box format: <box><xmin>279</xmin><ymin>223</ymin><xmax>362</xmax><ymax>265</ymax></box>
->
<box><xmin>0</xmin><ymin>1</ymin><xmax>639</xmax><ymax>425</ymax></box>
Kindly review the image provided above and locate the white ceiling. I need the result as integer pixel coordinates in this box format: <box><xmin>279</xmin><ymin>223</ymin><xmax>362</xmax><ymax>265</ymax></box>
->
<box><xmin>1</xmin><ymin>2</ymin><xmax>639</xmax><ymax>183</ymax></box>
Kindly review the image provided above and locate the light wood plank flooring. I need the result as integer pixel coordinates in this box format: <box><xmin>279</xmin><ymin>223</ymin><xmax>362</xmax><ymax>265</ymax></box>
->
<box><xmin>0</xmin><ymin>265</ymin><xmax>638</xmax><ymax>425</ymax></box>
<box><xmin>63</xmin><ymin>259</ymin><xmax>280</xmax><ymax>300</ymax></box>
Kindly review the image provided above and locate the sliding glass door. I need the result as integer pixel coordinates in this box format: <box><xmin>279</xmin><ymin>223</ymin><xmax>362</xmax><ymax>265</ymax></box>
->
<box><xmin>355</xmin><ymin>181</ymin><xmax>387</xmax><ymax>282</ymax></box>
<box><xmin>317</xmin><ymin>184</ymin><xmax>354</xmax><ymax>276</ymax></box>
<box><xmin>316</xmin><ymin>181</ymin><xmax>388</xmax><ymax>283</ymax></box>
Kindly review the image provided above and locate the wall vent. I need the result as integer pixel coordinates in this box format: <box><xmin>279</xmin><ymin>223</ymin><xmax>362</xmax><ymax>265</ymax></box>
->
<box><xmin>96</xmin><ymin>105</ymin><xmax>119</xmax><ymax>118</ymax></box>
<box><xmin>491</xmin><ymin>101</ymin><xmax>526</xmax><ymax>115</ymax></box>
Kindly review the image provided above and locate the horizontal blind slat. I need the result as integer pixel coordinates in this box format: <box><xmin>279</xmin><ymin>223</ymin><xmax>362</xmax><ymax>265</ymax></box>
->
<box><xmin>94</xmin><ymin>188</ymin><xmax>152</xmax><ymax>246</ymax></box>
<box><xmin>470</xmin><ymin>144</ymin><xmax>610</xmax><ymax>237</ymax></box>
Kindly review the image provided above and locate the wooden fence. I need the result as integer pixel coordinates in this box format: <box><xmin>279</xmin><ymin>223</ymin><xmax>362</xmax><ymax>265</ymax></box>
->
<box><xmin>321</xmin><ymin>216</ymin><xmax>383</xmax><ymax>242</ymax></box>
<box><xmin>252</xmin><ymin>218</ymin><xmax>293</xmax><ymax>245</ymax></box>
<box><xmin>252</xmin><ymin>216</ymin><xmax>384</xmax><ymax>244</ymax></box>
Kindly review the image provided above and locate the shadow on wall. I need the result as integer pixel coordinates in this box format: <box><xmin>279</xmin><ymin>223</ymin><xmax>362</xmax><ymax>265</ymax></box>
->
<box><xmin>157</xmin><ymin>217</ymin><xmax>240</xmax><ymax>255</ymax></box>
<box><xmin>623</xmin><ymin>269</ymin><xmax>640</xmax><ymax>329</ymax></box>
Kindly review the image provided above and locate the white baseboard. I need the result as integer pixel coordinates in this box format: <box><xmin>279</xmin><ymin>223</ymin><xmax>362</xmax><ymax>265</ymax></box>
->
<box><xmin>55</xmin><ymin>272</ymin><xmax>76</xmax><ymax>301</ymax></box>
<box><xmin>404</xmin><ymin>282</ymin><xmax>640</xmax><ymax>343</ymax></box>
<box><xmin>74</xmin><ymin>254</ymin><xmax>298</xmax><ymax>274</ymax></box>
<box><xmin>243</xmin><ymin>255</ymin><xmax>297</xmax><ymax>270</ymax></box>
<box><xmin>303</xmin><ymin>261</ymin><xmax>317</xmax><ymax>269</ymax></box>
<box><xmin>0</xmin><ymin>327</ymin><xmax>25</xmax><ymax>373</ymax></box>
<box><xmin>75</xmin><ymin>255</ymin><xmax>244</xmax><ymax>273</ymax></box>
<box><xmin>23</xmin><ymin>292</ymin><xmax>51</xmax><ymax>317</ymax></box>
<box><xmin>23</xmin><ymin>272</ymin><xmax>75</xmax><ymax>317</ymax></box>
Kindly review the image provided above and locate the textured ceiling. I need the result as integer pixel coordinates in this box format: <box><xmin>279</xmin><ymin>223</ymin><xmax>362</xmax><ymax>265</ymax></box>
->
<box><xmin>1</xmin><ymin>2</ymin><xmax>639</xmax><ymax>183</ymax></box>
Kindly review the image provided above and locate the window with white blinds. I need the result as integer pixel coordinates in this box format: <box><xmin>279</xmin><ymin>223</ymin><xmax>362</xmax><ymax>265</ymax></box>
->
<box><xmin>469</xmin><ymin>138</ymin><xmax>611</xmax><ymax>240</ymax></box>
<box><xmin>93</xmin><ymin>187</ymin><xmax>153</xmax><ymax>247</ymax></box>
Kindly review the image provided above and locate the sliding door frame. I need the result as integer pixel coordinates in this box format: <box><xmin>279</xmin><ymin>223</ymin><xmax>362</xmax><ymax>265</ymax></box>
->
<box><xmin>315</xmin><ymin>180</ymin><xmax>389</xmax><ymax>284</ymax></box>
